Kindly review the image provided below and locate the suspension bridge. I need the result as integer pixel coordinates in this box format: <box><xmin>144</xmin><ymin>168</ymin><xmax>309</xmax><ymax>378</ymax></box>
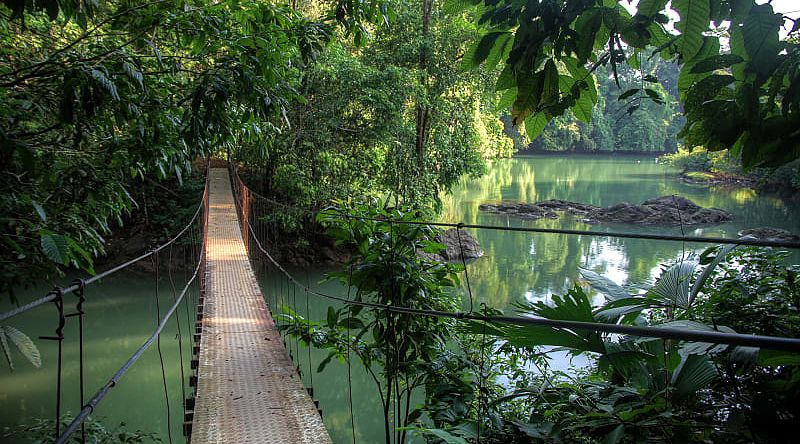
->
<box><xmin>2</xmin><ymin>162</ymin><xmax>800</xmax><ymax>444</ymax></box>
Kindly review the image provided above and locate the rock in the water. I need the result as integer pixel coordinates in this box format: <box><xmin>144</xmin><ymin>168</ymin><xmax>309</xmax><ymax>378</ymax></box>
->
<box><xmin>738</xmin><ymin>227</ymin><xmax>800</xmax><ymax>242</ymax></box>
<box><xmin>418</xmin><ymin>228</ymin><xmax>484</xmax><ymax>262</ymax></box>
<box><xmin>479</xmin><ymin>196</ymin><xmax>733</xmax><ymax>226</ymax></box>
<box><xmin>641</xmin><ymin>195</ymin><xmax>701</xmax><ymax>213</ymax></box>
<box><xmin>479</xmin><ymin>202</ymin><xmax>559</xmax><ymax>220</ymax></box>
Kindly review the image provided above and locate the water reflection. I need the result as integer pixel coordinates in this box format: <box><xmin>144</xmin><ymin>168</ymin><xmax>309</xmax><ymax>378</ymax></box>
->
<box><xmin>442</xmin><ymin>154</ymin><xmax>800</xmax><ymax>310</ymax></box>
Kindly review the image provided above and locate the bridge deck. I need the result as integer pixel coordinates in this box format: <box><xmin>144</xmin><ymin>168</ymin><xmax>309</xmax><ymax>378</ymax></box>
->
<box><xmin>191</xmin><ymin>168</ymin><xmax>331</xmax><ymax>443</ymax></box>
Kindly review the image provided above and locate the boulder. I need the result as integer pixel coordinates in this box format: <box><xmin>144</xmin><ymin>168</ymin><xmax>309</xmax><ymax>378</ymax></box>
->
<box><xmin>418</xmin><ymin>228</ymin><xmax>484</xmax><ymax>262</ymax></box>
<box><xmin>479</xmin><ymin>196</ymin><xmax>733</xmax><ymax>226</ymax></box>
<box><xmin>738</xmin><ymin>227</ymin><xmax>800</xmax><ymax>242</ymax></box>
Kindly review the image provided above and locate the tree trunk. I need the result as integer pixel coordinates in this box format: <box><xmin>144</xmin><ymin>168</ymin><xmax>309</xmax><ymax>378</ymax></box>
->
<box><xmin>415</xmin><ymin>0</ymin><xmax>433</xmax><ymax>173</ymax></box>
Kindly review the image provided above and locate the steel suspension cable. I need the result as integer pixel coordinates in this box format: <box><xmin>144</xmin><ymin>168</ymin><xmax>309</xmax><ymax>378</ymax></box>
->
<box><xmin>167</xmin><ymin>244</ymin><xmax>188</xmax><ymax>432</ymax></box>
<box><xmin>243</xmin><ymin>215</ymin><xmax>800</xmax><ymax>352</ymax></box>
<box><xmin>233</xmin><ymin>168</ymin><xmax>800</xmax><ymax>250</ymax></box>
<box><xmin>152</xmin><ymin>252</ymin><xmax>174</xmax><ymax>444</ymax></box>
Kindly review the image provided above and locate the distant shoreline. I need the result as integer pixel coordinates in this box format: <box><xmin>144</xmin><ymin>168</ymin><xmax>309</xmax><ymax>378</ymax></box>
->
<box><xmin>512</xmin><ymin>150</ymin><xmax>672</xmax><ymax>157</ymax></box>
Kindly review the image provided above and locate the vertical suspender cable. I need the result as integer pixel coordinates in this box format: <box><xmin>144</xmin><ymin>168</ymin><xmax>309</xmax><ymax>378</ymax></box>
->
<box><xmin>69</xmin><ymin>279</ymin><xmax>87</xmax><ymax>444</ymax></box>
<box><xmin>167</xmin><ymin>245</ymin><xmax>187</xmax><ymax>423</ymax></box>
<box><xmin>41</xmin><ymin>287</ymin><xmax>65</xmax><ymax>440</ymax></box>
<box><xmin>152</xmin><ymin>252</ymin><xmax>174</xmax><ymax>444</ymax></box>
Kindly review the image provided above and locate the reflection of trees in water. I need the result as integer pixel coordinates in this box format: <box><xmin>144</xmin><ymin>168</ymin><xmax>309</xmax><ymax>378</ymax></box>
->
<box><xmin>443</xmin><ymin>156</ymin><xmax>800</xmax><ymax>312</ymax></box>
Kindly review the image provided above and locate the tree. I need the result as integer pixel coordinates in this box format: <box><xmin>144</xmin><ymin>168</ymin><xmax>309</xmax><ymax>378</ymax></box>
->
<box><xmin>0</xmin><ymin>0</ymin><xmax>375</xmax><ymax>291</ymax></box>
<box><xmin>459</xmin><ymin>0</ymin><xmax>800</xmax><ymax>168</ymax></box>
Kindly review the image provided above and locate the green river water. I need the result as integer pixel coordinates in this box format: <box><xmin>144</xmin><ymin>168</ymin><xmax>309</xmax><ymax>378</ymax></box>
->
<box><xmin>2</xmin><ymin>154</ymin><xmax>799</xmax><ymax>443</ymax></box>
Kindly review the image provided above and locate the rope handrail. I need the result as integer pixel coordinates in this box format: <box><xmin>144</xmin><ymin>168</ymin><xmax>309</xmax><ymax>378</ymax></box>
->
<box><xmin>54</xmin><ymin>248</ymin><xmax>205</xmax><ymax>444</ymax></box>
<box><xmin>230</xmin><ymin>174</ymin><xmax>800</xmax><ymax>352</ymax></box>
<box><xmin>231</xmin><ymin>168</ymin><xmax>800</xmax><ymax>250</ymax></box>
<box><xmin>0</xmin><ymin>173</ymin><xmax>208</xmax><ymax>323</ymax></box>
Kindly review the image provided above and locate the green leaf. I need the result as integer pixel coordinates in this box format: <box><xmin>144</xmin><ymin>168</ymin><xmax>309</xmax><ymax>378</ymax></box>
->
<box><xmin>513</xmin><ymin>70</ymin><xmax>545</xmax><ymax>126</ymax></box>
<box><xmin>688</xmin><ymin>244</ymin><xmax>736</xmax><ymax>306</ymax></box>
<box><xmin>636</xmin><ymin>0</ymin><xmax>668</xmax><ymax>17</ymax></box>
<box><xmin>673</xmin><ymin>0</ymin><xmax>711</xmax><ymax>62</ymax></box>
<box><xmin>579</xmin><ymin>268</ymin><xmax>630</xmax><ymax>301</ymax></box>
<box><xmin>649</xmin><ymin>260</ymin><xmax>697</xmax><ymax>309</ymax></box>
<box><xmin>495</xmin><ymin>87</ymin><xmax>517</xmax><ymax>112</ymax></box>
<box><xmin>574</xmin><ymin>8</ymin><xmax>603</xmax><ymax>62</ymax></box>
<box><xmin>463</xmin><ymin>32</ymin><xmax>511</xmax><ymax>71</ymax></box>
<box><xmin>326</xmin><ymin>306</ymin><xmax>338</xmax><ymax>327</ymax></box>
<box><xmin>402</xmin><ymin>427</ymin><xmax>469</xmax><ymax>444</ymax></box>
<box><xmin>671</xmin><ymin>353</ymin><xmax>717</xmax><ymax>401</ymax></box>
<box><xmin>759</xmin><ymin>349</ymin><xmax>800</xmax><ymax>367</ymax></box>
<box><xmin>3</xmin><ymin>326</ymin><xmax>41</xmax><ymax>368</ymax></box>
<box><xmin>484</xmin><ymin>32</ymin><xmax>513</xmax><ymax>71</ymax></box>
<box><xmin>541</xmin><ymin>60</ymin><xmax>560</xmax><ymax>105</ymax></box>
<box><xmin>742</xmin><ymin>4</ymin><xmax>782</xmax><ymax>79</ymax></box>
<box><xmin>317</xmin><ymin>351</ymin><xmax>335</xmax><ymax>373</ymax></box>
<box><xmin>618</xmin><ymin>88</ymin><xmax>639</xmax><ymax>101</ymax></box>
<box><xmin>572</xmin><ymin>93</ymin><xmax>594</xmax><ymax>123</ymax></box>
<box><xmin>31</xmin><ymin>201</ymin><xmax>46</xmax><ymax>222</ymax></box>
<box><xmin>524</xmin><ymin>113</ymin><xmax>548</xmax><ymax>140</ymax></box>
<box><xmin>40</xmin><ymin>233</ymin><xmax>70</xmax><ymax>265</ymax></box>
<box><xmin>90</xmin><ymin>68</ymin><xmax>120</xmax><ymax>101</ymax></box>
<box><xmin>442</xmin><ymin>0</ymin><xmax>479</xmax><ymax>15</ymax></box>
<box><xmin>689</xmin><ymin>54</ymin><xmax>745</xmax><ymax>74</ymax></box>
<box><xmin>603</xmin><ymin>424</ymin><xmax>625</xmax><ymax>444</ymax></box>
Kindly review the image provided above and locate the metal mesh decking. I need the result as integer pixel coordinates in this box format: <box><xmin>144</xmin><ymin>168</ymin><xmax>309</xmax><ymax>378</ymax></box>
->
<box><xmin>191</xmin><ymin>168</ymin><xmax>331</xmax><ymax>443</ymax></box>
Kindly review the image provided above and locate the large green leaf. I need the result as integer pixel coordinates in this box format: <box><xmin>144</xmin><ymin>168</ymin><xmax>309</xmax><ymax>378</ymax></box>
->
<box><xmin>671</xmin><ymin>353</ymin><xmax>717</xmax><ymax>401</ymax></box>
<box><xmin>688</xmin><ymin>244</ymin><xmax>736</xmax><ymax>306</ymax></box>
<box><xmin>512</xmin><ymin>71</ymin><xmax>545</xmax><ymax>126</ymax></box>
<box><xmin>649</xmin><ymin>260</ymin><xmax>697</xmax><ymax>309</ymax></box>
<box><xmin>524</xmin><ymin>113</ymin><xmax>548</xmax><ymax>140</ymax></box>
<box><xmin>484</xmin><ymin>32</ymin><xmax>513</xmax><ymax>71</ymax></box>
<box><xmin>742</xmin><ymin>3</ymin><xmax>782</xmax><ymax>79</ymax></box>
<box><xmin>690</xmin><ymin>54</ymin><xmax>745</xmax><ymax>74</ymax></box>
<box><xmin>463</xmin><ymin>32</ymin><xmax>512</xmax><ymax>71</ymax></box>
<box><xmin>40</xmin><ymin>233</ymin><xmax>70</xmax><ymax>265</ymax></box>
<box><xmin>579</xmin><ymin>268</ymin><xmax>630</xmax><ymax>301</ymax></box>
<box><xmin>672</xmin><ymin>0</ymin><xmax>710</xmax><ymax>62</ymax></box>
<box><xmin>2</xmin><ymin>326</ymin><xmax>41</xmax><ymax>368</ymax></box>
<box><xmin>636</xmin><ymin>0</ymin><xmax>668</xmax><ymax>17</ymax></box>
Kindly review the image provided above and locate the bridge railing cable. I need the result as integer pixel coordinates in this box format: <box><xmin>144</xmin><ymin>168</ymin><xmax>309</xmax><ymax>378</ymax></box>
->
<box><xmin>231</xmin><ymin>172</ymin><xmax>800</xmax><ymax>352</ymax></box>
<box><xmin>0</xmin><ymin>175</ymin><xmax>208</xmax><ymax>323</ymax></box>
<box><xmin>231</xmin><ymin>166</ymin><xmax>800</xmax><ymax>250</ymax></box>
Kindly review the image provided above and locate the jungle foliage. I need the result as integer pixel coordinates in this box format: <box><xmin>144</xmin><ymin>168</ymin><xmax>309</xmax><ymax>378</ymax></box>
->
<box><xmin>282</xmin><ymin>202</ymin><xmax>800</xmax><ymax>443</ymax></box>
<box><xmin>0</xmin><ymin>0</ymin><xmax>345</xmax><ymax>292</ymax></box>
<box><xmin>458</xmin><ymin>0</ymin><xmax>800</xmax><ymax>167</ymax></box>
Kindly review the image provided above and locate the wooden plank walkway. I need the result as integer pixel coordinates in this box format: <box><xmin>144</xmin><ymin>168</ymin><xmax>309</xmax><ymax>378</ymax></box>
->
<box><xmin>191</xmin><ymin>168</ymin><xmax>331</xmax><ymax>443</ymax></box>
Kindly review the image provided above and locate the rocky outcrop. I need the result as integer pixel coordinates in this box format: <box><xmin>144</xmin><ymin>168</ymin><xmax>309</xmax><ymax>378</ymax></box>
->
<box><xmin>738</xmin><ymin>227</ymin><xmax>800</xmax><ymax>242</ymax></box>
<box><xmin>418</xmin><ymin>228</ymin><xmax>483</xmax><ymax>262</ymax></box>
<box><xmin>479</xmin><ymin>196</ymin><xmax>733</xmax><ymax>226</ymax></box>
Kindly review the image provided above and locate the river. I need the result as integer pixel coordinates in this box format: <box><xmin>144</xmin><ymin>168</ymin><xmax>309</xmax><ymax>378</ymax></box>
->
<box><xmin>2</xmin><ymin>154</ymin><xmax>798</xmax><ymax>443</ymax></box>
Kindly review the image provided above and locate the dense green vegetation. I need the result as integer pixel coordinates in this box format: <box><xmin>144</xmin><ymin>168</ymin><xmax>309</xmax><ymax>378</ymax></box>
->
<box><xmin>3</xmin><ymin>0</ymin><xmax>800</xmax><ymax>287</ymax></box>
<box><xmin>662</xmin><ymin>147</ymin><xmax>800</xmax><ymax>194</ymax></box>
<box><xmin>3</xmin><ymin>1</ymin><xmax>800</xmax><ymax>442</ymax></box>
<box><xmin>526</xmin><ymin>58</ymin><xmax>683</xmax><ymax>153</ymax></box>
<box><xmin>283</xmin><ymin>205</ymin><xmax>800</xmax><ymax>443</ymax></box>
